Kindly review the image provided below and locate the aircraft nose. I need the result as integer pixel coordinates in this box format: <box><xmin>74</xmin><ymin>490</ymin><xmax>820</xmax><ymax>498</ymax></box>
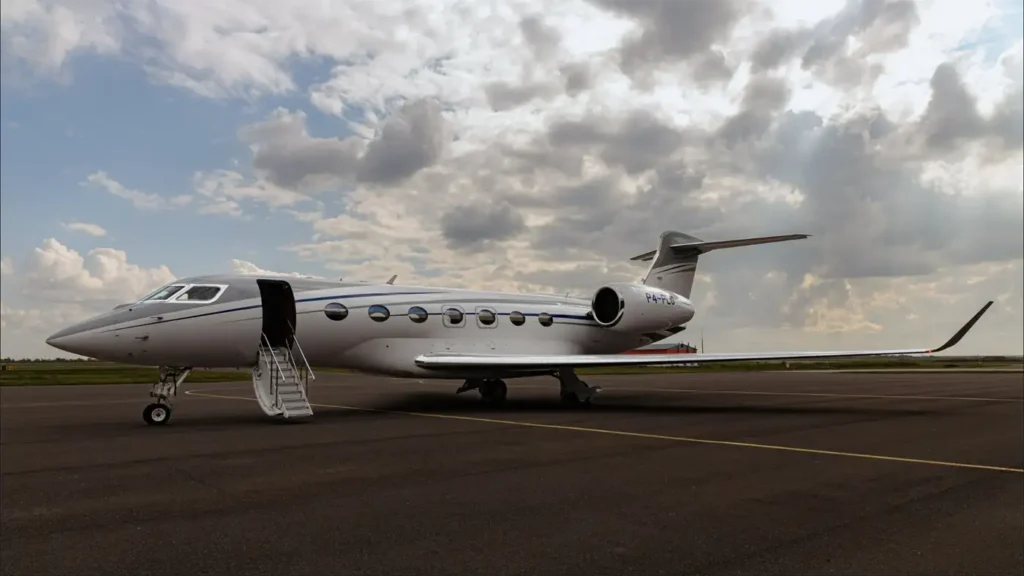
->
<box><xmin>45</xmin><ymin>325</ymin><xmax>91</xmax><ymax>355</ymax></box>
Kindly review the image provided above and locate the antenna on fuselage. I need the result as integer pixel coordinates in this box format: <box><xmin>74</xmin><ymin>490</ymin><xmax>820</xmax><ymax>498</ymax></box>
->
<box><xmin>386</xmin><ymin>274</ymin><xmax>397</xmax><ymax>285</ymax></box>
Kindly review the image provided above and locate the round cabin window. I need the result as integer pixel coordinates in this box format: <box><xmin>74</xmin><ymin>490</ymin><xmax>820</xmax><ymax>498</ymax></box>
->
<box><xmin>478</xmin><ymin>309</ymin><xmax>496</xmax><ymax>326</ymax></box>
<box><xmin>538</xmin><ymin>312</ymin><xmax>553</xmax><ymax>327</ymax></box>
<box><xmin>408</xmin><ymin>306</ymin><xmax>428</xmax><ymax>323</ymax></box>
<box><xmin>324</xmin><ymin>302</ymin><xmax>349</xmax><ymax>321</ymax></box>
<box><xmin>368</xmin><ymin>305</ymin><xmax>390</xmax><ymax>322</ymax></box>
<box><xmin>444</xmin><ymin>307</ymin><xmax>464</xmax><ymax>325</ymax></box>
<box><xmin>509</xmin><ymin>311</ymin><xmax>525</xmax><ymax>326</ymax></box>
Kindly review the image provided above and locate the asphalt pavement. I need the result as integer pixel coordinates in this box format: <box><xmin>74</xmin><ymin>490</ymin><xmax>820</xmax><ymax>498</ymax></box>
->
<box><xmin>2</xmin><ymin>371</ymin><xmax>1022</xmax><ymax>575</ymax></box>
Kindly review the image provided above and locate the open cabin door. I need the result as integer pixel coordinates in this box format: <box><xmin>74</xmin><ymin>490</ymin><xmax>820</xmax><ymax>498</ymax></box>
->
<box><xmin>253</xmin><ymin>278</ymin><xmax>313</xmax><ymax>420</ymax></box>
<box><xmin>257</xmin><ymin>279</ymin><xmax>296</xmax><ymax>349</ymax></box>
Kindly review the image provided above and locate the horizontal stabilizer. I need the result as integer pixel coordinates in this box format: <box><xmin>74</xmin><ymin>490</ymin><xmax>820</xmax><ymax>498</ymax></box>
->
<box><xmin>414</xmin><ymin>301</ymin><xmax>993</xmax><ymax>371</ymax></box>
<box><xmin>630</xmin><ymin>233</ymin><xmax>809</xmax><ymax>262</ymax></box>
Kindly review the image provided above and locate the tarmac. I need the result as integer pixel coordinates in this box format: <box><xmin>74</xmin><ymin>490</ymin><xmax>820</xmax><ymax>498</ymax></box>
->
<box><xmin>1</xmin><ymin>371</ymin><xmax>1022</xmax><ymax>576</ymax></box>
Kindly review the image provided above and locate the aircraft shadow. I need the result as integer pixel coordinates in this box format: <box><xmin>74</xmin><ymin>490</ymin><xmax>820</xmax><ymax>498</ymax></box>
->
<box><xmin>332</xmin><ymin>391</ymin><xmax>933</xmax><ymax>418</ymax></box>
<box><xmin>5</xmin><ymin>392</ymin><xmax>935</xmax><ymax>438</ymax></box>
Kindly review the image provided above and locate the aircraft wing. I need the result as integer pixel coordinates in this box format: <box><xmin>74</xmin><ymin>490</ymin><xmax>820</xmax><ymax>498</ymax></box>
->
<box><xmin>414</xmin><ymin>301</ymin><xmax>993</xmax><ymax>371</ymax></box>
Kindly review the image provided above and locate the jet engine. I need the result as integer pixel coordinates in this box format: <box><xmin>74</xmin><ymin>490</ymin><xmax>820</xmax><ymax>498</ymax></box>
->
<box><xmin>590</xmin><ymin>282</ymin><xmax>694</xmax><ymax>333</ymax></box>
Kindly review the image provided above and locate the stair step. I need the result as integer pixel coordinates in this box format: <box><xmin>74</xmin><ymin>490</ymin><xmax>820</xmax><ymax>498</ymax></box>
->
<box><xmin>258</xmin><ymin>341</ymin><xmax>315</xmax><ymax>419</ymax></box>
<box><xmin>282</xmin><ymin>404</ymin><xmax>313</xmax><ymax>416</ymax></box>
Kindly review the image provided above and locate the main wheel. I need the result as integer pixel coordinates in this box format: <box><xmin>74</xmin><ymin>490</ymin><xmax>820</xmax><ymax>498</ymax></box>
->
<box><xmin>560</xmin><ymin>392</ymin><xmax>592</xmax><ymax>407</ymax></box>
<box><xmin>479</xmin><ymin>379</ymin><xmax>508</xmax><ymax>404</ymax></box>
<box><xmin>143</xmin><ymin>403</ymin><xmax>172</xmax><ymax>425</ymax></box>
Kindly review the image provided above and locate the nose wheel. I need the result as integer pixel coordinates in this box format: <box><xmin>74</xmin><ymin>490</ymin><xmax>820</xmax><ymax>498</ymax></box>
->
<box><xmin>143</xmin><ymin>402</ymin><xmax>172</xmax><ymax>425</ymax></box>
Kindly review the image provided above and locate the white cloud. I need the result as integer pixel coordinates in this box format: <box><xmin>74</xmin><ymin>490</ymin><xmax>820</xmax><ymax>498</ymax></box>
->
<box><xmin>83</xmin><ymin>171</ymin><xmax>192</xmax><ymax>211</ymax></box>
<box><xmin>0</xmin><ymin>0</ymin><xmax>121</xmax><ymax>77</ymax></box>
<box><xmin>61</xmin><ymin>221</ymin><xmax>108</xmax><ymax>237</ymax></box>
<box><xmin>1</xmin><ymin>0</ymin><xmax>1022</xmax><ymax>358</ymax></box>
<box><xmin>1</xmin><ymin>299</ymin><xmax>84</xmax><ymax>358</ymax></box>
<box><xmin>0</xmin><ymin>257</ymin><xmax>13</xmax><ymax>279</ymax></box>
<box><xmin>192</xmin><ymin>169</ymin><xmax>311</xmax><ymax>218</ymax></box>
<box><xmin>0</xmin><ymin>239</ymin><xmax>178</xmax><ymax>358</ymax></box>
<box><xmin>19</xmin><ymin>238</ymin><xmax>175</xmax><ymax>304</ymax></box>
<box><xmin>81</xmin><ymin>169</ymin><xmax>319</xmax><ymax>220</ymax></box>
<box><xmin>230</xmin><ymin>259</ymin><xmax>321</xmax><ymax>279</ymax></box>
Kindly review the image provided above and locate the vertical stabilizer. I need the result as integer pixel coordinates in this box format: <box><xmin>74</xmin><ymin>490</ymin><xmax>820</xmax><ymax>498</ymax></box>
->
<box><xmin>630</xmin><ymin>231</ymin><xmax>809</xmax><ymax>298</ymax></box>
<box><xmin>631</xmin><ymin>231</ymin><xmax>703</xmax><ymax>298</ymax></box>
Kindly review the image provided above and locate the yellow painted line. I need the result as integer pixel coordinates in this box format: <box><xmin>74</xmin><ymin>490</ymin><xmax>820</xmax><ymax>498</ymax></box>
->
<box><xmin>184</xmin><ymin>390</ymin><xmax>1024</xmax><ymax>474</ymax></box>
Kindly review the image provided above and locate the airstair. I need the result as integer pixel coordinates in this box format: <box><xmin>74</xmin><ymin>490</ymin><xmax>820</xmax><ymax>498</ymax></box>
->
<box><xmin>252</xmin><ymin>330</ymin><xmax>315</xmax><ymax>420</ymax></box>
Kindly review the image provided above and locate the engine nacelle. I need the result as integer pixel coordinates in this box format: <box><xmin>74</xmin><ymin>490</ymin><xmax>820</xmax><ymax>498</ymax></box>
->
<box><xmin>590</xmin><ymin>282</ymin><xmax>695</xmax><ymax>333</ymax></box>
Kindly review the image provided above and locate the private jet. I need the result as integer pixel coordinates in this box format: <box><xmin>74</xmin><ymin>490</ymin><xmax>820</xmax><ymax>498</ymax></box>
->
<box><xmin>45</xmin><ymin>230</ymin><xmax>993</xmax><ymax>425</ymax></box>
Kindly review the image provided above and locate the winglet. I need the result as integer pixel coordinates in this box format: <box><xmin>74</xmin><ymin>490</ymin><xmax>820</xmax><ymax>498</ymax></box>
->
<box><xmin>927</xmin><ymin>300</ymin><xmax>994</xmax><ymax>354</ymax></box>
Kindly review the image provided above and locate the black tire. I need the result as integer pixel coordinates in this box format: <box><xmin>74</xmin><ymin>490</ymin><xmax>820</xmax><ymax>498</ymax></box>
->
<box><xmin>480</xmin><ymin>379</ymin><xmax>508</xmax><ymax>405</ymax></box>
<box><xmin>143</xmin><ymin>403</ymin><xmax>172</xmax><ymax>425</ymax></box>
<box><xmin>560</xmin><ymin>392</ymin><xmax>592</xmax><ymax>407</ymax></box>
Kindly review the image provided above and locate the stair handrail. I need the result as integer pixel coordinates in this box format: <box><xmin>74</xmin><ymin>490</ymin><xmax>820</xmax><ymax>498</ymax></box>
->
<box><xmin>258</xmin><ymin>339</ymin><xmax>273</xmax><ymax>372</ymax></box>
<box><xmin>260</xmin><ymin>332</ymin><xmax>284</xmax><ymax>407</ymax></box>
<box><xmin>286</xmin><ymin>320</ymin><xmax>316</xmax><ymax>385</ymax></box>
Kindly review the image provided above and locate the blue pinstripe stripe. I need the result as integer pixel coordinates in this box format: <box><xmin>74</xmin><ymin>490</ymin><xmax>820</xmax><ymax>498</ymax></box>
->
<box><xmin>102</xmin><ymin>290</ymin><xmax>595</xmax><ymax>332</ymax></box>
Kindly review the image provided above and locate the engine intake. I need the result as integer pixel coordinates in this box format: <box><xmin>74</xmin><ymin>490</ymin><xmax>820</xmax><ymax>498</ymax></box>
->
<box><xmin>589</xmin><ymin>282</ymin><xmax>694</xmax><ymax>333</ymax></box>
<box><xmin>592</xmin><ymin>286</ymin><xmax>625</xmax><ymax>326</ymax></box>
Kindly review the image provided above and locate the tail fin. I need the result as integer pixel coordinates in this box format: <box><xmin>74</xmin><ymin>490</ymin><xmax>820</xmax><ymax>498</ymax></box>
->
<box><xmin>630</xmin><ymin>231</ymin><xmax>810</xmax><ymax>298</ymax></box>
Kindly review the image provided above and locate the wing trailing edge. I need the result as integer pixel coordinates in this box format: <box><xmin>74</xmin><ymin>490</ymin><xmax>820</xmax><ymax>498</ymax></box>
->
<box><xmin>414</xmin><ymin>301</ymin><xmax>994</xmax><ymax>371</ymax></box>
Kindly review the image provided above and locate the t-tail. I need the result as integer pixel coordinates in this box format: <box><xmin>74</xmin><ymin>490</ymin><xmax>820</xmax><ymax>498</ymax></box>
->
<box><xmin>630</xmin><ymin>231</ymin><xmax>811</xmax><ymax>298</ymax></box>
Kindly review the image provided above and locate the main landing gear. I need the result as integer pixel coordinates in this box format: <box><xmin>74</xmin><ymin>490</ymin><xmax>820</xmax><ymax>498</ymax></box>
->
<box><xmin>456</xmin><ymin>378</ymin><xmax>508</xmax><ymax>404</ymax></box>
<box><xmin>556</xmin><ymin>368</ymin><xmax>600</xmax><ymax>406</ymax></box>
<box><xmin>454</xmin><ymin>368</ymin><xmax>600</xmax><ymax>407</ymax></box>
<box><xmin>143</xmin><ymin>366</ymin><xmax>192</xmax><ymax>425</ymax></box>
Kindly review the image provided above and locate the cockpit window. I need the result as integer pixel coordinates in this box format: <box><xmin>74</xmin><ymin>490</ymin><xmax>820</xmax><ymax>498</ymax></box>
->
<box><xmin>174</xmin><ymin>285</ymin><xmax>225</xmax><ymax>303</ymax></box>
<box><xmin>140</xmin><ymin>284</ymin><xmax>186</xmax><ymax>302</ymax></box>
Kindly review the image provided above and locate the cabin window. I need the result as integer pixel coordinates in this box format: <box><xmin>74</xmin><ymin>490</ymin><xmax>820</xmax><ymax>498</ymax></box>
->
<box><xmin>174</xmin><ymin>285</ymin><xmax>224</xmax><ymax>303</ymax></box>
<box><xmin>538</xmin><ymin>312</ymin><xmax>553</xmax><ymax>327</ymax></box>
<box><xmin>476</xmin><ymin>308</ymin><xmax>496</xmax><ymax>327</ymax></box>
<box><xmin>324</xmin><ymin>302</ymin><xmax>349</xmax><ymax>321</ymax></box>
<box><xmin>140</xmin><ymin>284</ymin><xmax>186</xmax><ymax>302</ymax></box>
<box><xmin>408</xmin><ymin>306</ymin><xmax>428</xmax><ymax>323</ymax></box>
<box><xmin>368</xmin><ymin>305</ymin><xmax>390</xmax><ymax>322</ymax></box>
<box><xmin>509</xmin><ymin>311</ymin><xmax>525</xmax><ymax>326</ymax></box>
<box><xmin>443</xmin><ymin>307</ymin><xmax>464</xmax><ymax>327</ymax></box>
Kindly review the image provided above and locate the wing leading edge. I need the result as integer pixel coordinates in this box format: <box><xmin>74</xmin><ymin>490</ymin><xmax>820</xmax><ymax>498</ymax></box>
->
<box><xmin>414</xmin><ymin>301</ymin><xmax>994</xmax><ymax>371</ymax></box>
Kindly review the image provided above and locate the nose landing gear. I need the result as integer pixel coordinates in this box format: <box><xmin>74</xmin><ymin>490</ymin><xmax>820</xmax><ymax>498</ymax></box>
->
<box><xmin>143</xmin><ymin>366</ymin><xmax>191</xmax><ymax>426</ymax></box>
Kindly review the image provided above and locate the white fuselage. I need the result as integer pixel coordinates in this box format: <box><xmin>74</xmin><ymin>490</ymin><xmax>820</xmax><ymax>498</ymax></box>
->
<box><xmin>46</xmin><ymin>279</ymin><xmax>696</xmax><ymax>379</ymax></box>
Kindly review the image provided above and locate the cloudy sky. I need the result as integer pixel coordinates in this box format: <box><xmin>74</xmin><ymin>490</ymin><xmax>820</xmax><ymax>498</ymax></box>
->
<box><xmin>1</xmin><ymin>0</ymin><xmax>1022</xmax><ymax>359</ymax></box>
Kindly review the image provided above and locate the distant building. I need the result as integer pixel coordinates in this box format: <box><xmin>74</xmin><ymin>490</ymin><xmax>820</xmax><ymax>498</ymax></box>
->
<box><xmin>625</xmin><ymin>341</ymin><xmax>698</xmax><ymax>355</ymax></box>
